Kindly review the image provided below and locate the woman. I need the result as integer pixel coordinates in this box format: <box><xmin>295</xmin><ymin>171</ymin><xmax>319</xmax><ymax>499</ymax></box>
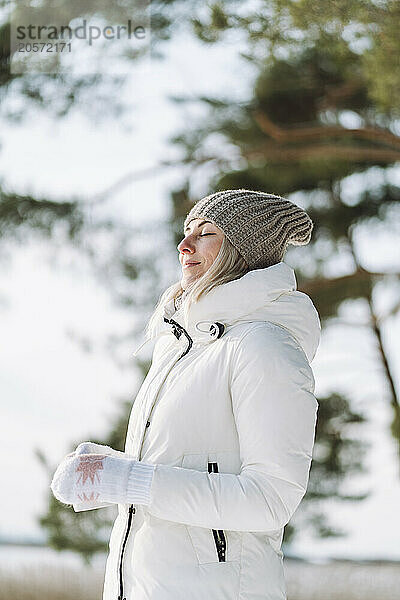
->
<box><xmin>51</xmin><ymin>189</ymin><xmax>321</xmax><ymax>600</ymax></box>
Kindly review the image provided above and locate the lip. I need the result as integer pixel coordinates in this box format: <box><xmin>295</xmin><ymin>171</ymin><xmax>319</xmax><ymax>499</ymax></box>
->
<box><xmin>183</xmin><ymin>261</ymin><xmax>201</xmax><ymax>267</ymax></box>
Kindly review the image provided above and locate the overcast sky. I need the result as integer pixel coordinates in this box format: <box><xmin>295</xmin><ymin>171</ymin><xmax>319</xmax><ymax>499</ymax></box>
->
<box><xmin>1</xmin><ymin>30</ymin><xmax>400</xmax><ymax>562</ymax></box>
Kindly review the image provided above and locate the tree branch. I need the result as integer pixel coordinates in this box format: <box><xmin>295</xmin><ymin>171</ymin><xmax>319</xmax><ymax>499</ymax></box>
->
<box><xmin>253</xmin><ymin>111</ymin><xmax>400</xmax><ymax>149</ymax></box>
<box><xmin>244</xmin><ymin>143</ymin><xmax>400</xmax><ymax>164</ymax></box>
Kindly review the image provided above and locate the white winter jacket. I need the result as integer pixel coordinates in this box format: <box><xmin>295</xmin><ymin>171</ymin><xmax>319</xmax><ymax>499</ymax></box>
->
<box><xmin>103</xmin><ymin>261</ymin><xmax>321</xmax><ymax>600</ymax></box>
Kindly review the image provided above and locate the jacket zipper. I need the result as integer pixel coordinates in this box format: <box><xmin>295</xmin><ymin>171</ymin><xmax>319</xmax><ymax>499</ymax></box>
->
<box><xmin>116</xmin><ymin>318</ymin><xmax>193</xmax><ymax>599</ymax></box>
<box><xmin>118</xmin><ymin>504</ymin><xmax>135</xmax><ymax>600</ymax></box>
<box><xmin>208</xmin><ymin>462</ymin><xmax>227</xmax><ymax>562</ymax></box>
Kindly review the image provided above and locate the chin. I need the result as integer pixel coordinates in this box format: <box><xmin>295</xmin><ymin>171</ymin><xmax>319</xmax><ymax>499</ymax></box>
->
<box><xmin>182</xmin><ymin>274</ymin><xmax>200</xmax><ymax>288</ymax></box>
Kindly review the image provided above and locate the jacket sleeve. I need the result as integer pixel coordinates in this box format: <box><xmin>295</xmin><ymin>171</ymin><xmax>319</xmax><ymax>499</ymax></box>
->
<box><xmin>145</xmin><ymin>324</ymin><xmax>319</xmax><ymax>532</ymax></box>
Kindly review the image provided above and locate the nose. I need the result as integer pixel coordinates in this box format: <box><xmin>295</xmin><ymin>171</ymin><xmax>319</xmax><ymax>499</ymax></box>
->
<box><xmin>177</xmin><ymin>235</ymin><xmax>195</xmax><ymax>255</ymax></box>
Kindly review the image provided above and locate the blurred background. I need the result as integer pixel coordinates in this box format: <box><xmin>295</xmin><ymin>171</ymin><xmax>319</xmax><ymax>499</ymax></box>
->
<box><xmin>1</xmin><ymin>1</ymin><xmax>400</xmax><ymax>598</ymax></box>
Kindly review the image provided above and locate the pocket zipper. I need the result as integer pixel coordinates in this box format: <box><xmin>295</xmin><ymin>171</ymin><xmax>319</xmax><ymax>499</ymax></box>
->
<box><xmin>208</xmin><ymin>462</ymin><xmax>227</xmax><ymax>562</ymax></box>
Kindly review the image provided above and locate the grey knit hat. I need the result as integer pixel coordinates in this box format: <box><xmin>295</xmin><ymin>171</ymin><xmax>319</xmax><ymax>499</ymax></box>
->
<box><xmin>183</xmin><ymin>189</ymin><xmax>314</xmax><ymax>270</ymax></box>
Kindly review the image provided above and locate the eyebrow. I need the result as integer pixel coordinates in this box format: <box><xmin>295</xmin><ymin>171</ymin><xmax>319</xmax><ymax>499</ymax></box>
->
<box><xmin>184</xmin><ymin>220</ymin><xmax>213</xmax><ymax>234</ymax></box>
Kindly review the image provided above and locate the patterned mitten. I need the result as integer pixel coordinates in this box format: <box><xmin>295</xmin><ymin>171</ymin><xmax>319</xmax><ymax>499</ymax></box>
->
<box><xmin>72</xmin><ymin>442</ymin><xmax>126</xmax><ymax>511</ymax></box>
<box><xmin>50</xmin><ymin>445</ymin><xmax>154</xmax><ymax>511</ymax></box>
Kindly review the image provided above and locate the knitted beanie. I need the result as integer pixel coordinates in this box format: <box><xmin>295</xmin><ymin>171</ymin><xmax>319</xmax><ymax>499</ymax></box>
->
<box><xmin>183</xmin><ymin>189</ymin><xmax>314</xmax><ymax>270</ymax></box>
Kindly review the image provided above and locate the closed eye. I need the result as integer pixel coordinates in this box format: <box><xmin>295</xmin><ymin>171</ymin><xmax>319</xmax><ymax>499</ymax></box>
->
<box><xmin>199</xmin><ymin>233</ymin><xmax>216</xmax><ymax>236</ymax></box>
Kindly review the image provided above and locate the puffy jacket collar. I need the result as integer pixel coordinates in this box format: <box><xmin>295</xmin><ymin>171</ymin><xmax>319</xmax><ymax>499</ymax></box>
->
<box><xmin>135</xmin><ymin>262</ymin><xmax>321</xmax><ymax>363</ymax></box>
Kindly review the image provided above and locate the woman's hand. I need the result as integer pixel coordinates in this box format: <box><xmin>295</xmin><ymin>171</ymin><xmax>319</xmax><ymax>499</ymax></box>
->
<box><xmin>50</xmin><ymin>452</ymin><xmax>136</xmax><ymax>507</ymax></box>
<box><xmin>74</xmin><ymin>441</ymin><xmax>129</xmax><ymax>459</ymax></box>
<box><xmin>50</xmin><ymin>442</ymin><xmax>155</xmax><ymax>509</ymax></box>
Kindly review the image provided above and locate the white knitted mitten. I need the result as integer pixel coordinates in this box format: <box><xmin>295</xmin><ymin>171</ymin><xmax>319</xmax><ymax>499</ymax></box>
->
<box><xmin>75</xmin><ymin>441</ymin><xmax>131</xmax><ymax>460</ymax></box>
<box><xmin>50</xmin><ymin>444</ymin><xmax>155</xmax><ymax>511</ymax></box>
<box><xmin>72</xmin><ymin>442</ymin><xmax>130</xmax><ymax>511</ymax></box>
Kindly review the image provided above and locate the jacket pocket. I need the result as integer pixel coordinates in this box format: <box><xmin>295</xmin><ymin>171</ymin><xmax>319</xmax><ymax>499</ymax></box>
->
<box><xmin>181</xmin><ymin>453</ymin><xmax>242</xmax><ymax>564</ymax></box>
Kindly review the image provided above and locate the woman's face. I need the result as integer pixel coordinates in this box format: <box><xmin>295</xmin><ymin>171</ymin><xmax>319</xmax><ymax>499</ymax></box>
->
<box><xmin>177</xmin><ymin>218</ymin><xmax>224</xmax><ymax>289</ymax></box>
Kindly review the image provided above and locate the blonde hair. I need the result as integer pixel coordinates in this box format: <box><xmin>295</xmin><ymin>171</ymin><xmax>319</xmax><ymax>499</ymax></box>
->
<box><xmin>144</xmin><ymin>234</ymin><xmax>249</xmax><ymax>341</ymax></box>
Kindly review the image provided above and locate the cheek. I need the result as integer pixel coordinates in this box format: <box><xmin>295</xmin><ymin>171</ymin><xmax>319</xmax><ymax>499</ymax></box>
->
<box><xmin>201</xmin><ymin>237</ymin><xmax>223</xmax><ymax>264</ymax></box>
<box><xmin>211</xmin><ymin>238</ymin><xmax>223</xmax><ymax>259</ymax></box>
